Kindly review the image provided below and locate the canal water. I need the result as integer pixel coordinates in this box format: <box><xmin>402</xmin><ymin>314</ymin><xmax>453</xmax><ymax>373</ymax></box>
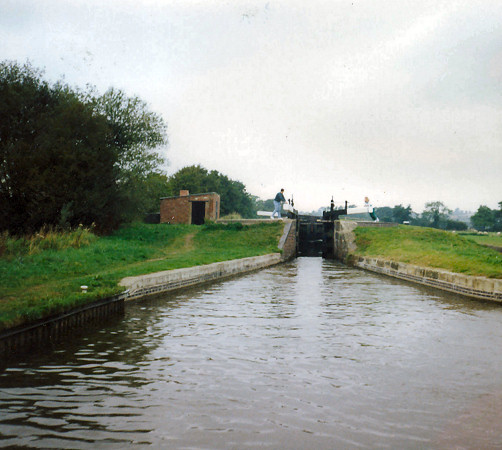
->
<box><xmin>1</xmin><ymin>257</ymin><xmax>502</xmax><ymax>449</ymax></box>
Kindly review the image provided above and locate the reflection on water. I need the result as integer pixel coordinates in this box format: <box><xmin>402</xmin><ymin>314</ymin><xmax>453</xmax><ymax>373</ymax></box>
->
<box><xmin>1</xmin><ymin>258</ymin><xmax>502</xmax><ymax>448</ymax></box>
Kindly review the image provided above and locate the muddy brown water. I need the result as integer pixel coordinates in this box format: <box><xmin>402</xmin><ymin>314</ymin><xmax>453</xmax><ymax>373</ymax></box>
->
<box><xmin>1</xmin><ymin>257</ymin><xmax>502</xmax><ymax>448</ymax></box>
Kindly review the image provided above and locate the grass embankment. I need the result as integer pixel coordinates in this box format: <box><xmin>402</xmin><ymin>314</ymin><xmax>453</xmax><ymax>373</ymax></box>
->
<box><xmin>353</xmin><ymin>225</ymin><xmax>502</xmax><ymax>279</ymax></box>
<box><xmin>0</xmin><ymin>221</ymin><xmax>284</xmax><ymax>332</ymax></box>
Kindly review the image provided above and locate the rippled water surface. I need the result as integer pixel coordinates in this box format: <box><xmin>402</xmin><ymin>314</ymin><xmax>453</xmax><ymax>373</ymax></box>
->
<box><xmin>2</xmin><ymin>258</ymin><xmax>502</xmax><ymax>448</ymax></box>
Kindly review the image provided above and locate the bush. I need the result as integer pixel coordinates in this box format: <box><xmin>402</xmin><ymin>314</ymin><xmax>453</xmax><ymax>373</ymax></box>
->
<box><xmin>445</xmin><ymin>219</ymin><xmax>468</xmax><ymax>231</ymax></box>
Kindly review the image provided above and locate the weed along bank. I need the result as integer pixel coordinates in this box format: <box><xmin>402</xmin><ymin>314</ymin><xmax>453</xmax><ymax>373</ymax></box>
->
<box><xmin>160</xmin><ymin>190</ymin><xmax>220</xmax><ymax>225</ymax></box>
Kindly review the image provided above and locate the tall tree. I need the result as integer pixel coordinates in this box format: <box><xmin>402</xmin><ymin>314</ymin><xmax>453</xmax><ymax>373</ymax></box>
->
<box><xmin>471</xmin><ymin>205</ymin><xmax>495</xmax><ymax>231</ymax></box>
<box><xmin>421</xmin><ymin>201</ymin><xmax>452</xmax><ymax>229</ymax></box>
<box><xmin>0</xmin><ymin>62</ymin><xmax>120</xmax><ymax>232</ymax></box>
<box><xmin>90</xmin><ymin>87</ymin><xmax>168</xmax><ymax>220</ymax></box>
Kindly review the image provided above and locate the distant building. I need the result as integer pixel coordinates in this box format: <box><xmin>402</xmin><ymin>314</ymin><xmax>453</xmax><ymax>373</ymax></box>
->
<box><xmin>451</xmin><ymin>208</ymin><xmax>473</xmax><ymax>224</ymax></box>
<box><xmin>160</xmin><ymin>190</ymin><xmax>220</xmax><ymax>225</ymax></box>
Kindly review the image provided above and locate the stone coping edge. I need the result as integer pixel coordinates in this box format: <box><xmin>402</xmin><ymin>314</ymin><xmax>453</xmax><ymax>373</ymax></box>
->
<box><xmin>120</xmin><ymin>253</ymin><xmax>282</xmax><ymax>300</ymax></box>
<box><xmin>120</xmin><ymin>220</ymin><xmax>292</xmax><ymax>300</ymax></box>
<box><xmin>352</xmin><ymin>256</ymin><xmax>502</xmax><ymax>302</ymax></box>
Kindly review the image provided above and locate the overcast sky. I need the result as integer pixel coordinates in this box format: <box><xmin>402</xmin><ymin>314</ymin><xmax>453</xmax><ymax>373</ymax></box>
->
<box><xmin>2</xmin><ymin>0</ymin><xmax>501</xmax><ymax>212</ymax></box>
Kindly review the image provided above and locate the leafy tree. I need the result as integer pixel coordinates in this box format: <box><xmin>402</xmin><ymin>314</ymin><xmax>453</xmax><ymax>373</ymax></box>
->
<box><xmin>421</xmin><ymin>201</ymin><xmax>452</xmax><ymax>229</ymax></box>
<box><xmin>165</xmin><ymin>165</ymin><xmax>255</xmax><ymax>217</ymax></box>
<box><xmin>254</xmin><ymin>198</ymin><xmax>275</xmax><ymax>215</ymax></box>
<box><xmin>374</xmin><ymin>206</ymin><xmax>393</xmax><ymax>222</ymax></box>
<box><xmin>0</xmin><ymin>61</ymin><xmax>121</xmax><ymax>232</ymax></box>
<box><xmin>372</xmin><ymin>205</ymin><xmax>413</xmax><ymax>223</ymax></box>
<box><xmin>410</xmin><ymin>215</ymin><xmax>430</xmax><ymax>227</ymax></box>
<box><xmin>0</xmin><ymin>60</ymin><xmax>167</xmax><ymax>233</ymax></box>
<box><xmin>165</xmin><ymin>165</ymin><xmax>212</xmax><ymax>195</ymax></box>
<box><xmin>392</xmin><ymin>204</ymin><xmax>413</xmax><ymax>223</ymax></box>
<box><xmin>141</xmin><ymin>172</ymin><xmax>170</xmax><ymax>213</ymax></box>
<box><xmin>90</xmin><ymin>87</ymin><xmax>168</xmax><ymax>220</ymax></box>
<box><xmin>217</xmin><ymin>176</ymin><xmax>255</xmax><ymax>218</ymax></box>
<box><xmin>471</xmin><ymin>205</ymin><xmax>495</xmax><ymax>231</ymax></box>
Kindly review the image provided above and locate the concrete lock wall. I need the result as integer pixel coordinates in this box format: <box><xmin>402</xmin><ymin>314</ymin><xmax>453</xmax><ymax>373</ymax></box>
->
<box><xmin>353</xmin><ymin>256</ymin><xmax>502</xmax><ymax>303</ymax></box>
<box><xmin>333</xmin><ymin>220</ymin><xmax>358</xmax><ymax>261</ymax></box>
<box><xmin>279</xmin><ymin>219</ymin><xmax>297</xmax><ymax>261</ymax></box>
<box><xmin>332</xmin><ymin>220</ymin><xmax>502</xmax><ymax>303</ymax></box>
<box><xmin>120</xmin><ymin>254</ymin><xmax>282</xmax><ymax>299</ymax></box>
<box><xmin>121</xmin><ymin>220</ymin><xmax>295</xmax><ymax>299</ymax></box>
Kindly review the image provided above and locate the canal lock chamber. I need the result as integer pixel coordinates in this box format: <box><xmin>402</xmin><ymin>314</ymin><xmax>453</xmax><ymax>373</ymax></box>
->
<box><xmin>297</xmin><ymin>217</ymin><xmax>335</xmax><ymax>258</ymax></box>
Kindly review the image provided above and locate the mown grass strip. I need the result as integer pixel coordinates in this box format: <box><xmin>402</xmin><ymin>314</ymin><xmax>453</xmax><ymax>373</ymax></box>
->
<box><xmin>353</xmin><ymin>225</ymin><xmax>502</xmax><ymax>279</ymax></box>
<box><xmin>0</xmin><ymin>222</ymin><xmax>284</xmax><ymax>331</ymax></box>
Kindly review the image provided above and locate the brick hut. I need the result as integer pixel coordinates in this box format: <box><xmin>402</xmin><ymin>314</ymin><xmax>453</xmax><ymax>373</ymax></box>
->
<box><xmin>160</xmin><ymin>190</ymin><xmax>220</xmax><ymax>225</ymax></box>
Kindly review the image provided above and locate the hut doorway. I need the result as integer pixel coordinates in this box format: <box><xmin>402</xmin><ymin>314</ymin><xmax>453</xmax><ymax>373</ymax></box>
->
<box><xmin>191</xmin><ymin>201</ymin><xmax>206</xmax><ymax>225</ymax></box>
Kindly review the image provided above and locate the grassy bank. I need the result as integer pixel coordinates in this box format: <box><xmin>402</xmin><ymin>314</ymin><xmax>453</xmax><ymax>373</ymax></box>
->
<box><xmin>0</xmin><ymin>221</ymin><xmax>284</xmax><ymax>332</ymax></box>
<box><xmin>353</xmin><ymin>225</ymin><xmax>502</xmax><ymax>279</ymax></box>
<box><xmin>458</xmin><ymin>232</ymin><xmax>502</xmax><ymax>248</ymax></box>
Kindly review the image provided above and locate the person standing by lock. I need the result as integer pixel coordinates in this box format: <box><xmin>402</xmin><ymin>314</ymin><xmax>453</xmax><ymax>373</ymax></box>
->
<box><xmin>271</xmin><ymin>189</ymin><xmax>286</xmax><ymax>219</ymax></box>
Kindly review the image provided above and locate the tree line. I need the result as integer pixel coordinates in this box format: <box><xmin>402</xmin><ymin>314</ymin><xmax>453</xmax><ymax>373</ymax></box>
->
<box><xmin>2</xmin><ymin>60</ymin><xmax>499</xmax><ymax>234</ymax></box>
<box><xmin>375</xmin><ymin>201</ymin><xmax>502</xmax><ymax>231</ymax></box>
